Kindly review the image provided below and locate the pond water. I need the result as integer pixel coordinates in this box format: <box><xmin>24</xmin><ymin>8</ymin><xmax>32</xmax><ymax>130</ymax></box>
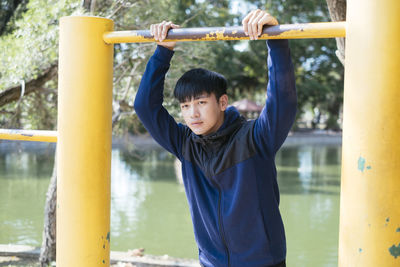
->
<box><xmin>0</xmin><ymin>141</ymin><xmax>341</xmax><ymax>267</ymax></box>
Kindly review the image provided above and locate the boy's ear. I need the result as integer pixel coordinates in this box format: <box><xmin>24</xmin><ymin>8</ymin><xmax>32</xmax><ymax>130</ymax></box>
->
<box><xmin>219</xmin><ymin>94</ymin><xmax>228</xmax><ymax>111</ymax></box>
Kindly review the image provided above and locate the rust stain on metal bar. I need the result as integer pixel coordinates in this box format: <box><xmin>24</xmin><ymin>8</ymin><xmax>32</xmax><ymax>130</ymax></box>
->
<box><xmin>103</xmin><ymin>22</ymin><xmax>346</xmax><ymax>44</ymax></box>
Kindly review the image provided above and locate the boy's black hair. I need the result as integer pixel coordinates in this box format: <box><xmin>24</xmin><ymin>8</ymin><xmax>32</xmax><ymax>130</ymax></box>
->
<box><xmin>174</xmin><ymin>68</ymin><xmax>227</xmax><ymax>103</ymax></box>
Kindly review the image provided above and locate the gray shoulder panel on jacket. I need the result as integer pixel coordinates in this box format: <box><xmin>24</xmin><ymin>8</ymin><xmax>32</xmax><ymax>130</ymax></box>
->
<box><xmin>182</xmin><ymin>120</ymin><xmax>257</xmax><ymax>178</ymax></box>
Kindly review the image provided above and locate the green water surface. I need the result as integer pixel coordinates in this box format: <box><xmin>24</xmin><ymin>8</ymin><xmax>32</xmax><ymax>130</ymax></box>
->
<box><xmin>0</xmin><ymin>142</ymin><xmax>341</xmax><ymax>266</ymax></box>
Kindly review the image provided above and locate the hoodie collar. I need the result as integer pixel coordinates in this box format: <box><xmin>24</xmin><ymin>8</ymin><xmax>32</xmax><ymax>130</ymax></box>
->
<box><xmin>192</xmin><ymin>106</ymin><xmax>244</xmax><ymax>144</ymax></box>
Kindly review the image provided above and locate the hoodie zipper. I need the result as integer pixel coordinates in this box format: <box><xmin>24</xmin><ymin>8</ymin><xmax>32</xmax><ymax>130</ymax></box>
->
<box><xmin>202</xmin><ymin>137</ymin><xmax>234</xmax><ymax>267</ymax></box>
<box><xmin>217</xmin><ymin>187</ymin><xmax>230</xmax><ymax>267</ymax></box>
<box><xmin>205</xmin><ymin>151</ymin><xmax>230</xmax><ymax>266</ymax></box>
<box><xmin>207</xmin><ymin>169</ymin><xmax>230</xmax><ymax>267</ymax></box>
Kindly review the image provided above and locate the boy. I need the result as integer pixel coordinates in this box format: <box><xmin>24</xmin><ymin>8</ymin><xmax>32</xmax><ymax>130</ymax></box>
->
<box><xmin>134</xmin><ymin>9</ymin><xmax>296</xmax><ymax>267</ymax></box>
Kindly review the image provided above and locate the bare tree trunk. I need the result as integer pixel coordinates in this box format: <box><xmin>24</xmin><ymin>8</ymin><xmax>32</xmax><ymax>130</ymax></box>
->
<box><xmin>326</xmin><ymin>0</ymin><xmax>346</xmax><ymax>65</ymax></box>
<box><xmin>81</xmin><ymin>0</ymin><xmax>96</xmax><ymax>14</ymax></box>
<box><xmin>39</xmin><ymin>148</ymin><xmax>57</xmax><ymax>266</ymax></box>
<box><xmin>90</xmin><ymin>0</ymin><xmax>97</xmax><ymax>13</ymax></box>
<box><xmin>81</xmin><ymin>0</ymin><xmax>91</xmax><ymax>11</ymax></box>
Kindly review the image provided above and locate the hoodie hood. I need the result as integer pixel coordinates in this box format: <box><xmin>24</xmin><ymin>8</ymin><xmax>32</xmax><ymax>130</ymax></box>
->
<box><xmin>192</xmin><ymin>106</ymin><xmax>245</xmax><ymax>145</ymax></box>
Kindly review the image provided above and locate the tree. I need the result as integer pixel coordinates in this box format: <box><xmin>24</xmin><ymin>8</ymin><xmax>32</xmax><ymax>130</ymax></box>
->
<box><xmin>0</xmin><ymin>0</ymin><xmax>346</xmax><ymax>133</ymax></box>
<box><xmin>324</xmin><ymin>0</ymin><xmax>346</xmax><ymax>130</ymax></box>
<box><xmin>0</xmin><ymin>0</ymin><xmax>28</xmax><ymax>35</ymax></box>
<box><xmin>214</xmin><ymin>0</ymin><xmax>345</xmax><ymax>130</ymax></box>
<box><xmin>325</xmin><ymin>0</ymin><xmax>346</xmax><ymax>65</ymax></box>
<box><xmin>0</xmin><ymin>0</ymin><xmax>81</xmax><ymax>130</ymax></box>
<box><xmin>39</xmin><ymin>150</ymin><xmax>57</xmax><ymax>266</ymax></box>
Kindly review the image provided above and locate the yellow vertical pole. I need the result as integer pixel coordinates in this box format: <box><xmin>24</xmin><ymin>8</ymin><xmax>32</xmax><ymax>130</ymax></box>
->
<box><xmin>57</xmin><ymin>16</ymin><xmax>114</xmax><ymax>266</ymax></box>
<box><xmin>339</xmin><ymin>0</ymin><xmax>400</xmax><ymax>266</ymax></box>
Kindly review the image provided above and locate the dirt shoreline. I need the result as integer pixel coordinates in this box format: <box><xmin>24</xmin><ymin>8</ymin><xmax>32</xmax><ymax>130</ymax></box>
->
<box><xmin>0</xmin><ymin>244</ymin><xmax>200</xmax><ymax>267</ymax></box>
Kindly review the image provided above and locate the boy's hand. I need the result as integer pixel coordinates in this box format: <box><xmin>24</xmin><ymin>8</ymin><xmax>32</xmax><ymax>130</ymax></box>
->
<box><xmin>242</xmin><ymin>9</ymin><xmax>279</xmax><ymax>40</ymax></box>
<box><xmin>150</xmin><ymin>21</ymin><xmax>180</xmax><ymax>50</ymax></box>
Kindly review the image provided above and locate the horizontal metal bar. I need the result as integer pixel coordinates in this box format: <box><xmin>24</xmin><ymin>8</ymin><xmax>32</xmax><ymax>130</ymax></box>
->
<box><xmin>0</xmin><ymin>129</ymin><xmax>57</xmax><ymax>143</ymax></box>
<box><xmin>103</xmin><ymin>22</ymin><xmax>346</xmax><ymax>44</ymax></box>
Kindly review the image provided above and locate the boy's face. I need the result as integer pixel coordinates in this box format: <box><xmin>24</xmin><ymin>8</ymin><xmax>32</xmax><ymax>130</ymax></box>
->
<box><xmin>180</xmin><ymin>93</ymin><xmax>228</xmax><ymax>136</ymax></box>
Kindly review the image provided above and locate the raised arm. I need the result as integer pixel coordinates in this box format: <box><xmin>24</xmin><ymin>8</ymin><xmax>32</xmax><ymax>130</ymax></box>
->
<box><xmin>254</xmin><ymin>40</ymin><xmax>297</xmax><ymax>157</ymax></box>
<box><xmin>243</xmin><ymin>10</ymin><xmax>297</xmax><ymax>158</ymax></box>
<box><xmin>134</xmin><ymin>21</ymin><xmax>185</xmax><ymax>159</ymax></box>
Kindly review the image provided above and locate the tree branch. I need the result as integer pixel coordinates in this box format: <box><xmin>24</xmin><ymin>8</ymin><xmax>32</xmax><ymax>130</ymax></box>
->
<box><xmin>0</xmin><ymin>64</ymin><xmax>58</xmax><ymax>108</ymax></box>
<box><xmin>325</xmin><ymin>0</ymin><xmax>346</xmax><ymax>65</ymax></box>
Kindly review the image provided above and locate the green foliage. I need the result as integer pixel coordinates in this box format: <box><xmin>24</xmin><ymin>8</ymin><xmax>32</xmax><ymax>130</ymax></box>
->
<box><xmin>102</xmin><ymin>0</ymin><xmax>237</xmax><ymax>133</ymax></box>
<box><xmin>214</xmin><ymin>0</ymin><xmax>344</xmax><ymax>129</ymax></box>
<box><xmin>0</xmin><ymin>0</ymin><xmax>82</xmax><ymax>129</ymax></box>
<box><xmin>0</xmin><ymin>0</ymin><xmax>344</xmax><ymax>132</ymax></box>
<box><xmin>0</xmin><ymin>0</ymin><xmax>81</xmax><ymax>89</ymax></box>
<box><xmin>0</xmin><ymin>0</ymin><xmax>28</xmax><ymax>35</ymax></box>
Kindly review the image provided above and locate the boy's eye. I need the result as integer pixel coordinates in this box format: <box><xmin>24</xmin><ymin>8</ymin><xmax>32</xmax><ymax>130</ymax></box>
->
<box><xmin>199</xmin><ymin>101</ymin><xmax>206</xmax><ymax>105</ymax></box>
<box><xmin>181</xmin><ymin>104</ymin><xmax>188</xmax><ymax>109</ymax></box>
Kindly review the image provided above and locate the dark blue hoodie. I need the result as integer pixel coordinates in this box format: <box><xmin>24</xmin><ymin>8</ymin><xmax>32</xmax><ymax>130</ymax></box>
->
<box><xmin>134</xmin><ymin>40</ymin><xmax>297</xmax><ymax>267</ymax></box>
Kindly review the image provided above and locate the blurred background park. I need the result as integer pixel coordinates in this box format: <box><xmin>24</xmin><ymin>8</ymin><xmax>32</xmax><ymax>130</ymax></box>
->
<box><xmin>0</xmin><ymin>0</ymin><xmax>345</xmax><ymax>266</ymax></box>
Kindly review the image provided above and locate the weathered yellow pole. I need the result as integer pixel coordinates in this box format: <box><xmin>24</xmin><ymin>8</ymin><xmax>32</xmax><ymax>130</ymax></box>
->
<box><xmin>339</xmin><ymin>0</ymin><xmax>400</xmax><ymax>266</ymax></box>
<box><xmin>57</xmin><ymin>16</ymin><xmax>114</xmax><ymax>266</ymax></box>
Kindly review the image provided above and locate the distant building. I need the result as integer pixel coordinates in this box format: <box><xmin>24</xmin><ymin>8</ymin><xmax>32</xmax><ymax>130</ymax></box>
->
<box><xmin>230</xmin><ymin>99</ymin><xmax>263</xmax><ymax>119</ymax></box>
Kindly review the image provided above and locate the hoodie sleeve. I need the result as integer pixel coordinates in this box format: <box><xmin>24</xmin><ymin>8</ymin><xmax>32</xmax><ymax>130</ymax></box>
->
<box><xmin>253</xmin><ymin>40</ymin><xmax>297</xmax><ymax>158</ymax></box>
<box><xmin>134</xmin><ymin>45</ymin><xmax>185</xmax><ymax>159</ymax></box>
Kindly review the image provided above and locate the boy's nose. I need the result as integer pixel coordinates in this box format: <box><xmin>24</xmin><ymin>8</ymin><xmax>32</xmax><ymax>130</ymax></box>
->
<box><xmin>190</xmin><ymin>106</ymin><xmax>200</xmax><ymax>118</ymax></box>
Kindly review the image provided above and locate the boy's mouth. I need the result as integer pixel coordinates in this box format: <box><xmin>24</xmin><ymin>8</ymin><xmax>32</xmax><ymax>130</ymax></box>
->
<box><xmin>191</xmin><ymin>121</ymin><xmax>203</xmax><ymax>126</ymax></box>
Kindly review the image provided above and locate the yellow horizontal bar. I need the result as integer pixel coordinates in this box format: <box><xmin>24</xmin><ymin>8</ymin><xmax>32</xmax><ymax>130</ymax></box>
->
<box><xmin>0</xmin><ymin>129</ymin><xmax>57</xmax><ymax>143</ymax></box>
<box><xmin>103</xmin><ymin>22</ymin><xmax>346</xmax><ymax>44</ymax></box>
